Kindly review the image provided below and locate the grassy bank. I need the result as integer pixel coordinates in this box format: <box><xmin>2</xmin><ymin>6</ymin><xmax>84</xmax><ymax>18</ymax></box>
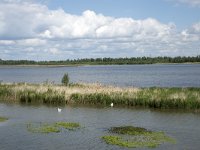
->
<box><xmin>0</xmin><ymin>83</ymin><xmax>200</xmax><ymax>109</ymax></box>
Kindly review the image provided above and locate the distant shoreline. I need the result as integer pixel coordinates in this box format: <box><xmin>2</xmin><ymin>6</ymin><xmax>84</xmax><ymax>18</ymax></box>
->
<box><xmin>0</xmin><ymin>64</ymin><xmax>82</xmax><ymax>67</ymax></box>
<box><xmin>1</xmin><ymin>56</ymin><xmax>200</xmax><ymax>66</ymax></box>
<box><xmin>0</xmin><ymin>62</ymin><xmax>200</xmax><ymax>67</ymax></box>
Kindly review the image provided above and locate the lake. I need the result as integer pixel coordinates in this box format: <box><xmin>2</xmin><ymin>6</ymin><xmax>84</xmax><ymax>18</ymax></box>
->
<box><xmin>0</xmin><ymin>64</ymin><xmax>200</xmax><ymax>87</ymax></box>
<box><xmin>1</xmin><ymin>64</ymin><xmax>200</xmax><ymax>149</ymax></box>
<box><xmin>0</xmin><ymin>103</ymin><xmax>200</xmax><ymax>150</ymax></box>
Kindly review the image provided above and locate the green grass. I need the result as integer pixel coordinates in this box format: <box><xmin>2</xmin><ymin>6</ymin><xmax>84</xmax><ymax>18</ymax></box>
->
<box><xmin>18</xmin><ymin>89</ymin><xmax>66</xmax><ymax>105</ymax></box>
<box><xmin>0</xmin><ymin>116</ymin><xmax>8</xmax><ymax>122</ymax></box>
<box><xmin>102</xmin><ymin>126</ymin><xmax>176</xmax><ymax>148</ymax></box>
<box><xmin>55</xmin><ymin>122</ymin><xmax>80</xmax><ymax>130</ymax></box>
<box><xmin>71</xmin><ymin>88</ymin><xmax>200</xmax><ymax>109</ymax></box>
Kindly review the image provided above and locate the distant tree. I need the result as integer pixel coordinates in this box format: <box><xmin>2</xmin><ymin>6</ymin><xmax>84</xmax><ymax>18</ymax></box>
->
<box><xmin>61</xmin><ymin>73</ymin><xmax>69</xmax><ymax>86</ymax></box>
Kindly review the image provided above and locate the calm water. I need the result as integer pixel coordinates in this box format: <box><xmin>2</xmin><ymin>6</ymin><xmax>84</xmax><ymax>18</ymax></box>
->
<box><xmin>0</xmin><ymin>103</ymin><xmax>200</xmax><ymax>150</ymax></box>
<box><xmin>0</xmin><ymin>64</ymin><xmax>200</xmax><ymax>87</ymax></box>
<box><xmin>1</xmin><ymin>64</ymin><xmax>200</xmax><ymax>149</ymax></box>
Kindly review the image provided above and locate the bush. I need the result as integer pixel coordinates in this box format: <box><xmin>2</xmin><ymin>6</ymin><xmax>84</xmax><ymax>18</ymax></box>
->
<box><xmin>61</xmin><ymin>73</ymin><xmax>69</xmax><ymax>86</ymax></box>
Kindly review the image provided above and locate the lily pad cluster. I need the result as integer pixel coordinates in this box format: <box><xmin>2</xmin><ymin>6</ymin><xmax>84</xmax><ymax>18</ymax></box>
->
<box><xmin>102</xmin><ymin>126</ymin><xmax>176</xmax><ymax>148</ymax></box>
<box><xmin>27</xmin><ymin>122</ymin><xmax>80</xmax><ymax>134</ymax></box>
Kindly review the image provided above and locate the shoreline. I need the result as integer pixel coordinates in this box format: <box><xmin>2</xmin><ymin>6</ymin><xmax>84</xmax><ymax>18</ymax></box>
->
<box><xmin>0</xmin><ymin>83</ymin><xmax>200</xmax><ymax>110</ymax></box>
<box><xmin>0</xmin><ymin>62</ymin><xmax>200</xmax><ymax>67</ymax></box>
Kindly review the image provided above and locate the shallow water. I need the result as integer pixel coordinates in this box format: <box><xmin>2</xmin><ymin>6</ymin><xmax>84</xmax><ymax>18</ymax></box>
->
<box><xmin>0</xmin><ymin>103</ymin><xmax>200</xmax><ymax>150</ymax></box>
<box><xmin>0</xmin><ymin>64</ymin><xmax>200</xmax><ymax>87</ymax></box>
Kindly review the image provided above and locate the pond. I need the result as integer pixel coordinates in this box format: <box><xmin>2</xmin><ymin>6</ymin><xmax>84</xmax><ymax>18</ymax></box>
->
<box><xmin>0</xmin><ymin>103</ymin><xmax>200</xmax><ymax>150</ymax></box>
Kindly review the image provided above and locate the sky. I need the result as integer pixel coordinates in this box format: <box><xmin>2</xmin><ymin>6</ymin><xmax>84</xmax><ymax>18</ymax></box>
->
<box><xmin>0</xmin><ymin>0</ymin><xmax>200</xmax><ymax>60</ymax></box>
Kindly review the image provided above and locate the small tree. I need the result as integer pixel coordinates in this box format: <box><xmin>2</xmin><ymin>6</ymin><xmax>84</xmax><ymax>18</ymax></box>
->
<box><xmin>62</xmin><ymin>73</ymin><xmax>69</xmax><ymax>86</ymax></box>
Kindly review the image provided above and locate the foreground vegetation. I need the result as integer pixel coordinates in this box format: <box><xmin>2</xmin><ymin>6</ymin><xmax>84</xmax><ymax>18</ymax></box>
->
<box><xmin>0</xmin><ymin>83</ymin><xmax>200</xmax><ymax>109</ymax></box>
<box><xmin>27</xmin><ymin>122</ymin><xmax>80</xmax><ymax>134</ymax></box>
<box><xmin>102</xmin><ymin>126</ymin><xmax>175</xmax><ymax>148</ymax></box>
<box><xmin>0</xmin><ymin>56</ymin><xmax>200</xmax><ymax>66</ymax></box>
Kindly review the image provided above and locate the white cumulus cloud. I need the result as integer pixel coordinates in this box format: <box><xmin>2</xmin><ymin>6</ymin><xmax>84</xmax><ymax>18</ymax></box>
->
<box><xmin>171</xmin><ymin>0</ymin><xmax>200</xmax><ymax>6</ymax></box>
<box><xmin>0</xmin><ymin>1</ymin><xmax>199</xmax><ymax>60</ymax></box>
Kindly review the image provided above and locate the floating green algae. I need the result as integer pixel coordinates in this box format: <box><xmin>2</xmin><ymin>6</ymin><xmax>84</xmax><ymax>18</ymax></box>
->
<box><xmin>55</xmin><ymin>122</ymin><xmax>80</xmax><ymax>130</ymax></box>
<box><xmin>27</xmin><ymin>123</ymin><xmax>60</xmax><ymax>134</ymax></box>
<box><xmin>110</xmin><ymin>126</ymin><xmax>152</xmax><ymax>135</ymax></box>
<box><xmin>0</xmin><ymin>117</ymin><xmax>8</xmax><ymax>122</ymax></box>
<box><xmin>27</xmin><ymin>122</ymin><xmax>80</xmax><ymax>134</ymax></box>
<box><xmin>102</xmin><ymin>126</ymin><xmax>176</xmax><ymax>148</ymax></box>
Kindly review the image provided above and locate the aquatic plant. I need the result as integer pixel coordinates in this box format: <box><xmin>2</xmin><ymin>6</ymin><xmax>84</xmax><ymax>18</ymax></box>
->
<box><xmin>55</xmin><ymin>122</ymin><xmax>80</xmax><ymax>130</ymax></box>
<box><xmin>102</xmin><ymin>126</ymin><xmax>176</xmax><ymax>148</ymax></box>
<box><xmin>0</xmin><ymin>85</ymin><xmax>13</xmax><ymax>101</ymax></box>
<box><xmin>0</xmin><ymin>116</ymin><xmax>8</xmax><ymax>122</ymax></box>
<box><xmin>18</xmin><ymin>89</ymin><xmax>66</xmax><ymax>105</ymax></box>
<box><xmin>27</xmin><ymin>122</ymin><xmax>80</xmax><ymax>134</ymax></box>
<box><xmin>27</xmin><ymin>123</ymin><xmax>60</xmax><ymax>134</ymax></box>
<box><xmin>70</xmin><ymin>87</ymin><xmax>200</xmax><ymax>109</ymax></box>
<box><xmin>110</xmin><ymin>126</ymin><xmax>152</xmax><ymax>135</ymax></box>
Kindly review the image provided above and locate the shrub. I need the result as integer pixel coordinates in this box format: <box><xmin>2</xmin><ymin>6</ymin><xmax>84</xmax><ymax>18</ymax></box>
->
<box><xmin>61</xmin><ymin>73</ymin><xmax>69</xmax><ymax>86</ymax></box>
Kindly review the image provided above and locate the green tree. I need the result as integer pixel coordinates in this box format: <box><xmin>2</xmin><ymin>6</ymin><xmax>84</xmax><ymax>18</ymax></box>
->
<box><xmin>61</xmin><ymin>73</ymin><xmax>69</xmax><ymax>86</ymax></box>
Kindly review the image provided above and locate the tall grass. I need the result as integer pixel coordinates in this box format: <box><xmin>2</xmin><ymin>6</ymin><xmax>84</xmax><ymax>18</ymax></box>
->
<box><xmin>0</xmin><ymin>83</ymin><xmax>200</xmax><ymax>109</ymax></box>
<box><xmin>18</xmin><ymin>89</ymin><xmax>65</xmax><ymax>104</ymax></box>
<box><xmin>70</xmin><ymin>87</ymin><xmax>200</xmax><ymax>109</ymax></box>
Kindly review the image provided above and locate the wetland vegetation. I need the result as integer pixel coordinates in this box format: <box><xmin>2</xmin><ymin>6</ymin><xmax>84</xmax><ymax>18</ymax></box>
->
<box><xmin>0</xmin><ymin>116</ymin><xmax>8</xmax><ymax>122</ymax></box>
<box><xmin>27</xmin><ymin>122</ymin><xmax>80</xmax><ymax>134</ymax></box>
<box><xmin>102</xmin><ymin>126</ymin><xmax>176</xmax><ymax>148</ymax></box>
<box><xmin>0</xmin><ymin>83</ymin><xmax>200</xmax><ymax>109</ymax></box>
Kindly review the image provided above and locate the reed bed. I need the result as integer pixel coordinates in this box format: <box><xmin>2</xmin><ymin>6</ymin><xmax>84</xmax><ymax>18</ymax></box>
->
<box><xmin>0</xmin><ymin>83</ymin><xmax>200</xmax><ymax>109</ymax></box>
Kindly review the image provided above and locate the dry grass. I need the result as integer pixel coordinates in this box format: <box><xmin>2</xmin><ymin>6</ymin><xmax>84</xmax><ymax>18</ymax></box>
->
<box><xmin>0</xmin><ymin>83</ymin><xmax>200</xmax><ymax>109</ymax></box>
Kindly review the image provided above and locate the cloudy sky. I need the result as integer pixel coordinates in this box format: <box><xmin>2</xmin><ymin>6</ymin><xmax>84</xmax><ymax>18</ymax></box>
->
<box><xmin>0</xmin><ymin>0</ymin><xmax>200</xmax><ymax>60</ymax></box>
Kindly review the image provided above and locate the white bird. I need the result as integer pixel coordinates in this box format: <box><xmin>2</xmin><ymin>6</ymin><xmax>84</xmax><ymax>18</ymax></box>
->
<box><xmin>110</xmin><ymin>103</ymin><xmax>114</xmax><ymax>107</ymax></box>
<box><xmin>57</xmin><ymin>108</ymin><xmax>62</xmax><ymax>112</ymax></box>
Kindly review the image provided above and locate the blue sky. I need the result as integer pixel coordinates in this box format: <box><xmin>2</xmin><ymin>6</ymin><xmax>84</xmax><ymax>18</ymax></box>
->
<box><xmin>47</xmin><ymin>0</ymin><xmax>200</xmax><ymax>29</ymax></box>
<box><xmin>0</xmin><ymin>0</ymin><xmax>200</xmax><ymax>60</ymax></box>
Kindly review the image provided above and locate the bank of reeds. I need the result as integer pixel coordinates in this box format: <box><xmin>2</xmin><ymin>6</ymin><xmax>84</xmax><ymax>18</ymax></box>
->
<box><xmin>0</xmin><ymin>83</ymin><xmax>200</xmax><ymax>109</ymax></box>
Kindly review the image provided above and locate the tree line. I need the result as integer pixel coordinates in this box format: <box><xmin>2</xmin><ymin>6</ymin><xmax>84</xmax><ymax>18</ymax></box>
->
<box><xmin>0</xmin><ymin>56</ymin><xmax>200</xmax><ymax>65</ymax></box>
